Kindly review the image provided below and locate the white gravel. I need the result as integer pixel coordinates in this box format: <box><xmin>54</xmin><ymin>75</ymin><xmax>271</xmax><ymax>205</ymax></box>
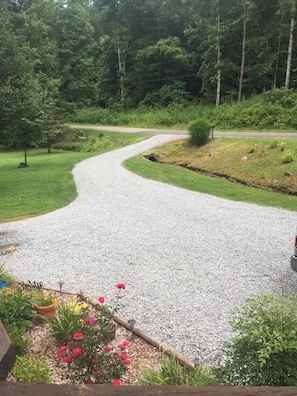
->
<box><xmin>1</xmin><ymin>133</ymin><xmax>297</xmax><ymax>366</ymax></box>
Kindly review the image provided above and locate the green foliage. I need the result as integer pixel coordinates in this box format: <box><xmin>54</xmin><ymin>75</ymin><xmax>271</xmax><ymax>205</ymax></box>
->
<box><xmin>217</xmin><ymin>293</ymin><xmax>297</xmax><ymax>386</ymax></box>
<box><xmin>0</xmin><ymin>246</ymin><xmax>16</xmax><ymax>283</ymax></box>
<box><xmin>0</xmin><ymin>287</ymin><xmax>33</xmax><ymax>330</ymax></box>
<box><xmin>56</xmin><ymin>286</ymin><xmax>128</xmax><ymax>384</ymax></box>
<box><xmin>282</xmin><ymin>151</ymin><xmax>294</xmax><ymax>163</ymax></box>
<box><xmin>12</xmin><ymin>355</ymin><xmax>51</xmax><ymax>383</ymax></box>
<box><xmin>48</xmin><ymin>302</ymin><xmax>83</xmax><ymax>344</ymax></box>
<box><xmin>189</xmin><ymin>118</ymin><xmax>211</xmax><ymax>146</ymax></box>
<box><xmin>4</xmin><ymin>322</ymin><xmax>30</xmax><ymax>356</ymax></box>
<box><xmin>139</xmin><ymin>355</ymin><xmax>216</xmax><ymax>386</ymax></box>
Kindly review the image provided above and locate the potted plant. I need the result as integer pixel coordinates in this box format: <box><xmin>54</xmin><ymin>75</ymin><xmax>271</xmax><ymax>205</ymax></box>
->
<box><xmin>30</xmin><ymin>289</ymin><xmax>58</xmax><ymax>321</ymax></box>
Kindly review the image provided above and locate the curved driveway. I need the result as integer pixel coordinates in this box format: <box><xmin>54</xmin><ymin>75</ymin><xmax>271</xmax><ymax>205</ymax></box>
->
<box><xmin>1</xmin><ymin>132</ymin><xmax>297</xmax><ymax>365</ymax></box>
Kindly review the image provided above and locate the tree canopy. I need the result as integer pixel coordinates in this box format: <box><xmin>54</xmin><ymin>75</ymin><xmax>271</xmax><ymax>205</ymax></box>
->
<box><xmin>1</xmin><ymin>0</ymin><xmax>297</xmax><ymax>131</ymax></box>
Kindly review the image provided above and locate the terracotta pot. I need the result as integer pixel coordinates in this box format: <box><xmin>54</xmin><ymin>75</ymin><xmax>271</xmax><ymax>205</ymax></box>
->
<box><xmin>35</xmin><ymin>304</ymin><xmax>55</xmax><ymax>322</ymax></box>
<box><xmin>73</xmin><ymin>333</ymin><xmax>85</xmax><ymax>342</ymax></box>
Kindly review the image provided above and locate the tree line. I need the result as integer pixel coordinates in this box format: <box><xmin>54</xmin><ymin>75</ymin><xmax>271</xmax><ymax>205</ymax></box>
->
<box><xmin>0</xmin><ymin>0</ymin><xmax>297</xmax><ymax>151</ymax></box>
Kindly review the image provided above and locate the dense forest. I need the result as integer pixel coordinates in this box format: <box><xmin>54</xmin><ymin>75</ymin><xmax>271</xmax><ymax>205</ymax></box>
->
<box><xmin>1</xmin><ymin>0</ymin><xmax>297</xmax><ymax>147</ymax></box>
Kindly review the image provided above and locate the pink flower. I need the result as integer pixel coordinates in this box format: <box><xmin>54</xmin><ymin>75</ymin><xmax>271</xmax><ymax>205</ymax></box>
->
<box><xmin>116</xmin><ymin>283</ymin><xmax>126</xmax><ymax>289</ymax></box>
<box><xmin>59</xmin><ymin>346</ymin><xmax>67</xmax><ymax>352</ymax></box>
<box><xmin>122</xmin><ymin>340</ymin><xmax>129</xmax><ymax>347</ymax></box>
<box><xmin>98</xmin><ymin>296</ymin><xmax>105</xmax><ymax>303</ymax></box>
<box><xmin>72</xmin><ymin>347</ymin><xmax>82</xmax><ymax>356</ymax></box>
<box><xmin>85</xmin><ymin>379</ymin><xmax>93</xmax><ymax>384</ymax></box>
<box><xmin>63</xmin><ymin>356</ymin><xmax>73</xmax><ymax>364</ymax></box>
<box><xmin>124</xmin><ymin>359</ymin><xmax>131</xmax><ymax>365</ymax></box>
<box><xmin>56</xmin><ymin>353</ymin><xmax>63</xmax><ymax>359</ymax></box>
<box><xmin>88</xmin><ymin>317</ymin><xmax>96</xmax><ymax>325</ymax></box>
<box><xmin>118</xmin><ymin>343</ymin><xmax>126</xmax><ymax>350</ymax></box>
<box><xmin>105</xmin><ymin>345</ymin><xmax>112</xmax><ymax>352</ymax></box>
<box><xmin>73</xmin><ymin>332</ymin><xmax>83</xmax><ymax>339</ymax></box>
<box><xmin>120</xmin><ymin>353</ymin><xmax>127</xmax><ymax>360</ymax></box>
<box><xmin>113</xmin><ymin>379</ymin><xmax>121</xmax><ymax>386</ymax></box>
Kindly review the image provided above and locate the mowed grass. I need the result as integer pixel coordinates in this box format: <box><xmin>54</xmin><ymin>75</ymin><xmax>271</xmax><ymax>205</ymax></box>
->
<box><xmin>124</xmin><ymin>137</ymin><xmax>297</xmax><ymax>212</ymax></box>
<box><xmin>0</xmin><ymin>131</ymin><xmax>150</xmax><ymax>223</ymax></box>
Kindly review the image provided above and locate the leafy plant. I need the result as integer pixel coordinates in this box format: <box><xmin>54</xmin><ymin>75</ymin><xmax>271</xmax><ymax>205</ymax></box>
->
<box><xmin>29</xmin><ymin>288</ymin><xmax>58</xmax><ymax>307</ymax></box>
<box><xmin>56</xmin><ymin>284</ymin><xmax>129</xmax><ymax>384</ymax></box>
<box><xmin>216</xmin><ymin>292</ymin><xmax>297</xmax><ymax>386</ymax></box>
<box><xmin>0</xmin><ymin>246</ymin><xmax>16</xmax><ymax>283</ymax></box>
<box><xmin>139</xmin><ymin>355</ymin><xmax>216</xmax><ymax>386</ymax></box>
<box><xmin>0</xmin><ymin>287</ymin><xmax>33</xmax><ymax>329</ymax></box>
<box><xmin>4</xmin><ymin>322</ymin><xmax>30</xmax><ymax>356</ymax></box>
<box><xmin>188</xmin><ymin>118</ymin><xmax>211</xmax><ymax>147</ymax></box>
<box><xmin>282</xmin><ymin>151</ymin><xmax>294</xmax><ymax>163</ymax></box>
<box><xmin>12</xmin><ymin>355</ymin><xmax>51</xmax><ymax>383</ymax></box>
<box><xmin>48</xmin><ymin>302</ymin><xmax>84</xmax><ymax>344</ymax></box>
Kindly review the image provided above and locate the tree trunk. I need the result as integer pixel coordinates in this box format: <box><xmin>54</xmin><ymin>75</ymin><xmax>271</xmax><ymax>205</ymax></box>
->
<box><xmin>24</xmin><ymin>145</ymin><xmax>27</xmax><ymax>166</ymax></box>
<box><xmin>238</xmin><ymin>0</ymin><xmax>247</xmax><ymax>102</ymax></box>
<box><xmin>216</xmin><ymin>8</ymin><xmax>221</xmax><ymax>107</ymax></box>
<box><xmin>115</xmin><ymin>15</ymin><xmax>125</xmax><ymax>104</ymax></box>
<box><xmin>285</xmin><ymin>0</ymin><xmax>296</xmax><ymax>89</ymax></box>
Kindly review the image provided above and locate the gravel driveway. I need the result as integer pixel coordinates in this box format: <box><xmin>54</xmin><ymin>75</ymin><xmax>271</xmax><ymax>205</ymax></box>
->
<box><xmin>1</xmin><ymin>133</ymin><xmax>297</xmax><ymax>366</ymax></box>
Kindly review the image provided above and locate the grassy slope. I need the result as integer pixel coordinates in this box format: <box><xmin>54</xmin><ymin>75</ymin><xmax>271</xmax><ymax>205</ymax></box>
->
<box><xmin>125</xmin><ymin>137</ymin><xmax>297</xmax><ymax>212</ymax></box>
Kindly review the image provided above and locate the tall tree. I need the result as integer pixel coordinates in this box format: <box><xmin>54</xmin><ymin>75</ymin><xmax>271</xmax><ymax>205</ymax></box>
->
<box><xmin>285</xmin><ymin>0</ymin><xmax>296</xmax><ymax>88</ymax></box>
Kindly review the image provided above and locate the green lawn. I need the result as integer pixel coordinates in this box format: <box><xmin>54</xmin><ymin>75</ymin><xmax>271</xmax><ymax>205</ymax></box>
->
<box><xmin>0</xmin><ymin>131</ymin><xmax>150</xmax><ymax>223</ymax></box>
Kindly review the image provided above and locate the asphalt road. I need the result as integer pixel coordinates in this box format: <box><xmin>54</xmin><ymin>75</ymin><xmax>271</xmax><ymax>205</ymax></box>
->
<box><xmin>69</xmin><ymin>124</ymin><xmax>297</xmax><ymax>138</ymax></box>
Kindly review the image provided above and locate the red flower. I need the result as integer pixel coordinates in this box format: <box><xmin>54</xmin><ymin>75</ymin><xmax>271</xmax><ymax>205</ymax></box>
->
<box><xmin>56</xmin><ymin>353</ymin><xmax>63</xmax><ymax>359</ymax></box>
<box><xmin>124</xmin><ymin>359</ymin><xmax>131</xmax><ymax>365</ymax></box>
<box><xmin>72</xmin><ymin>347</ymin><xmax>82</xmax><ymax>356</ymax></box>
<box><xmin>73</xmin><ymin>332</ymin><xmax>83</xmax><ymax>339</ymax></box>
<box><xmin>68</xmin><ymin>340</ymin><xmax>74</xmax><ymax>346</ymax></box>
<box><xmin>98</xmin><ymin>296</ymin><xmax>105</xmax><ymax>303</ymax></box>
<box><xmin>120</xmin><ymin>353</ymin><xmax>127</xmax><ymax>360</ymax></box>
<box><xmin>118</xmin><ymin>343</ymin><xmax>126</xmax><ymax>350</ymax></box>
<box><xmin>92</xmin><ymin>361</ymin><xmax>97</xmax><ymax>366</ymax></box>
<box><xmin>85</xmin><ymin>379</ymin><xmax>93</xmax><ymax>384</ymax></box>
<box><xmin>116</xmin><ymin>283</ymin><xmax>126</xmax><ymax>290</ymax></box>
<box><xmin>113</xmin><ymin>379</ymin><xmax>121</xmax><ymax>386</ymax></box>
<box><xmin>59</xmin><ymin>346</ymin><xmax>67</xmax><ymax>352</ymax></box>
<box><xmin>63</xmin><ymin>356</ymin><xmax>73</xmax><ymax>364</ymax></box>
<box><xmin>122</xmin><ymin>340</ymin><xmax>129</xmax><ymax>347</ymax></box>
<box><xmin>105</xmin><ymin>345</ymin><xmax>112</xmax><ymax>352</ymax></box>
<box><xmin>88</xmin><ymin>317</ymin><xmax>96</xmax><ymax>324</ymax></box>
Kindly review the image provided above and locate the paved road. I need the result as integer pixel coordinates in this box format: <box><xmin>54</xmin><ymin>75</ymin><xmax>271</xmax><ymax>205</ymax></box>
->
<box><xmin>70</xmin><ymin>124</ymin><xmax>297</xmax><ymax>138</ymax></box>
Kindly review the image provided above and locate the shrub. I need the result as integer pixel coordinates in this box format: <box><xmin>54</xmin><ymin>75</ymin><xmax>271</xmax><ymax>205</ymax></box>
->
<box><xmin>12</xmin><ymin>355</ymin><xmax>51</xmax><ymax>383</ymax></box>
<box><xmin>0</xmin><ymin>287</ymin><xmax>33</xmax><ymax>330</ymax></box>
<box><xmin>0</xmin><ymin>246</ymin><xmax>16</xmax><ymax>284</ymax></box>
<box><xmin>4</xmin><ymin>322</ymin><xmax>30</xmax><ymax>356</ymax></box>
<box><xmin>48</xmin><ymin>301</ymin><xmax>85</xmax><ymax>344</ymax></box>
<box><xmin>139</xmin><ymin>355</ymin><xmax>216</xmax><ymax>386</ymax></box>
<box><xmin>56</xmin><ymin>285</ymin><xmax>129</xmax><ymax>384</ymax></box>
<box><xmin>216</xmin><ymin>292</ymin><xmax>297</xmax><ymax>386</ymax></box>
<box><xmin>188</xmin><ymin>119</ymin><xmax>211</xmax><ymax>147</ymax></box>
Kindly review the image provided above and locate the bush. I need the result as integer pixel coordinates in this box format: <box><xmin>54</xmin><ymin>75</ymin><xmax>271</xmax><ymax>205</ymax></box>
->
<box><xmin>216</xmin><ymin>292</ymin><xmax>297</xmax><ymax>386</ymax></box>
<box><xmin>139</xmin><ymin>355</ymin><xmax>216</xmax><ymax>386</ymax></box>
<box><xmin>188</xmin><ymin>119</ymin><xmax>211</xmax><ymax>147</ymax></box>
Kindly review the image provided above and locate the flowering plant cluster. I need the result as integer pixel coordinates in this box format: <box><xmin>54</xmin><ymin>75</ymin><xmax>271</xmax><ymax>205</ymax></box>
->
<box><xmin>30</xmin><ymin>289</ymin><xmax>59</xmax><ymax>307</ymax></box>
<box><xmin>0</xmin><ymin>246</ymin><xmax>16</xmax><ymax>284</ymax></box>
<box><xmin>56</xmin><ymin>283</ymin><xmax>130</xmax><ymax>384</ymax></box>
